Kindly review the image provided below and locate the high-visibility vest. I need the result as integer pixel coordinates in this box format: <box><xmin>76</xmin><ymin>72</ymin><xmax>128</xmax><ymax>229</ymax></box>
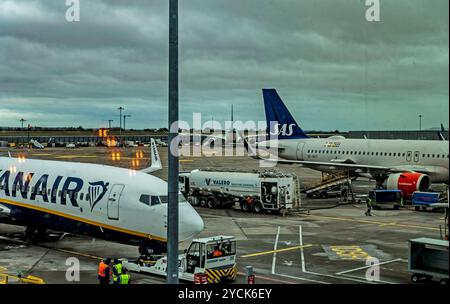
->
<box><xmin>213</xmin><ymin>250</ymin><xmax>222</xmax><ymax>257</ymax></box>
<box><xmin>98</xmin><ymin>262</ymin><xmax>108</xmax><ymax>277</ymax></box>
<box><xmin>113</xmin><ymin>263</ymin><xmax>123</xmax><ymax>282</ymax></box>
<box><xmin>118</xmin><ymin>274</ymin><xmax>130</xmax><ymax>284</ymax></box>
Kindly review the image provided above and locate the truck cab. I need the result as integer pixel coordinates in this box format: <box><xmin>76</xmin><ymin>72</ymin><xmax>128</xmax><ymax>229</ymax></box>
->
<box><xmin>122</xmin><ymin>235</ymin><xmax>237</xmax><ymax>283</ymax></box>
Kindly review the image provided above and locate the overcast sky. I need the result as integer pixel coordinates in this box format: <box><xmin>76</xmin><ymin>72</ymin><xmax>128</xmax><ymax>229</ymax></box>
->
<box><xmin>0</xmin><ymin>0</ymin><xmax>448</xmax><ymax>131</ymax></box>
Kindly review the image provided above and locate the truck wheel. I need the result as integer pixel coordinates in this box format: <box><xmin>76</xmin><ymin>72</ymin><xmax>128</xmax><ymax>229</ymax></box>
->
<box><xmin>411</xmin><ymin>274</ymin><xmax>420</xmax><ymax>283</ymax></box>
<box><xmin>253</xmin><ymin>202</ymin><xmax>263</xmax><ymax>213</ymax></box>
<box><xmin>207</xmin><ymin>199</ymin><xmax>215</xmax><ymax>208</ymax></box>
<box><xmin>200</xmin><ymin>198</ymin><xmax>207</xmax><ymax>208</ymax></box>
<box><xmin>241</xmin><ymin>201</ymin><xmax>250</xmax><ymax>212</ymax></box>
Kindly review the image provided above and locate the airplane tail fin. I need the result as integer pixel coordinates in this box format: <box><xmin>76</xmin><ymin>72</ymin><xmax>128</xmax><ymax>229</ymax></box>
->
<box><xmin>140</xmin><ymin>138</ymin><xmax>162</xmax><ymax>174</ymax></box>
<box><xmin>262</xmin><ymin>89</ymin><xmax>309</xmax><ymax>140</ymax></box>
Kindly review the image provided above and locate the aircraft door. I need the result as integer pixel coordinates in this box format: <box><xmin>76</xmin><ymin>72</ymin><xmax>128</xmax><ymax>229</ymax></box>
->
<box><xmin>296</xmin><ymin>143</ymin><xmax>306</xmax><ymax>160</ymax></box>
<box><xmin>414</xmin><ymin>151</ymin><xmax>420</xmax><ymax>163</ymax></box>
<box><xmin>107</xmin><ymin>184</ymin><xmax>124</xmax><ymax>220</ymax></box>
<box><xmin>406</xmin><ymin>151</ymin><xmax>412</xmax><ymax>162</ymax></box>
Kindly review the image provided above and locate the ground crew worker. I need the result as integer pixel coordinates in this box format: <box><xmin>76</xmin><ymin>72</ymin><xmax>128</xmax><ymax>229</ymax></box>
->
<box><xmin>112</xmin><ymin>259</ymin><xmax>123</xmax><ymax>284</ymax></box>
<box><xmin>365</xmin><ymin>199</ymin><xmax>372</xmax><ymax>216</ymax></box>
<box><xmin>118</xmin><ymin>269</ymin><xmax>131</xmax><ymax>284</ymax></box>
<box><xmin>213</xmin><ymin>246</ymin><xmax>223</xmax><ymax>257</ymax></box>
<box><xmin>98</xmin><ymin>258</ymin><xmax>111</xmax><ymax>284</ymax></box>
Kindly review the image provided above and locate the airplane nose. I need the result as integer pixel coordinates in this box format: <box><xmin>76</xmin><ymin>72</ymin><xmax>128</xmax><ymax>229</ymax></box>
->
<box><xmin>179</xmin><ymin>203</ymin><xmax>204</xmax><ymax>240</ymax></box>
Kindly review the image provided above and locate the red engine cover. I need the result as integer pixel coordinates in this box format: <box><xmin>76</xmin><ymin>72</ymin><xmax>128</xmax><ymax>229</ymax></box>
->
<box><xmin>384</xmin><ymin>172</ymin><xmax>431</xmax><ymax>199</ymax></box>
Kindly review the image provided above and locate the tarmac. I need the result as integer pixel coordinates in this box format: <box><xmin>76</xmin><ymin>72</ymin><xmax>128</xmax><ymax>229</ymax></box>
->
<box><xmin>0</xmin><ymin>146</ymin><xmax>447</xmax><ymax>284</ymax></box>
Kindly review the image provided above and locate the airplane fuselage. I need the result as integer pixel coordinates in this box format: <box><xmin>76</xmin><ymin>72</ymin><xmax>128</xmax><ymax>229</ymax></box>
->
<box><xmin>0</xmin><ymin>157</ymin><xmax>203</xmax><ymax>249</ymax></box>
<box><xmin>262</xmin><ymin>137</ymin><xmax>449</xmax><ymax>183</ymax></box>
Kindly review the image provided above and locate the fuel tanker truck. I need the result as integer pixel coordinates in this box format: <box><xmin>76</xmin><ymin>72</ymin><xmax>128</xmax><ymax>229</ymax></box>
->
<box><xmin>179</xmin><ymin>169</ymin><xmax>300</xmax><ymax>213</ymax></box>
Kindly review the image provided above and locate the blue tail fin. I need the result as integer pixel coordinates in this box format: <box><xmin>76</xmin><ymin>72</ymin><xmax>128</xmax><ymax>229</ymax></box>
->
<box><xmin>262</xmin><ymin>89</ymin><xmax>309</xmax><ymax>140</ymax></box>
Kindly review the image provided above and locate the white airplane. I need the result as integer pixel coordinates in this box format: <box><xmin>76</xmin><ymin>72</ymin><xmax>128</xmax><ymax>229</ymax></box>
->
<box><xmin>0</xmin><ymin>139</ymin><xmax>204</xmax><ymax>255</ymax></box>
<box><xmin>255</xmin><ymin>89</ymin><xmax>449</xmax><ymax>199</ymax></box>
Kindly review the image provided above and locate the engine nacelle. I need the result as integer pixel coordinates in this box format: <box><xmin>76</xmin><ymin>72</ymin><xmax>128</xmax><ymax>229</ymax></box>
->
<box><xmin>383</xmin><ymin>172</ymin><xmax>431</xmax><ymax>199</ymax></box>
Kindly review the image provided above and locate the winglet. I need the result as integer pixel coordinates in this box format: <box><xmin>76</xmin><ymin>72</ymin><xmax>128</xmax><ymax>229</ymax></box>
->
<box><xmin>140</xmin><ymin>139</ymin><xmax>162</xmax><ymax>174</ymax></box>
<box><xmin>237</xmin><ymin>131</ymin><xmax>259</xmax><ymax>159</ymax></box>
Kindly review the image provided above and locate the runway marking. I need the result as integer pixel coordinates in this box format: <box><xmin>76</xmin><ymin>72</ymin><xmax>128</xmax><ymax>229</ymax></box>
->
<box><xmin>336</xmin><ymin>258</ymin><xmax>405</xmax><ymax>275</ymax></box>
<box><xmin>30</xmin><ymin>153</ymin><xmax>53</xmax><ymax>156</ymax></box>
<box><xmin>297</xmin><ymin>225</ymin><xmax>376</xmax><ymax>284</ymax></box>
<box><xmin>54</xmin><ymin>155</ymin><xmax>97</xmax><ymax>159</ymax></box>
<box><xmin>179</xmin><ymin>160</ymin><xmax>194</xmax><ymax>163</ymax></box>
<box><xmin>308</xmin><ymin>214</ymin><xmax>440</xmax><ymax>231</ymax></box>
<box><xmin>241</xmin><ymin>244</ymin><xmax>313</xmax><ymax>258</ymax></box>
<box><xmin>271</xmin><ymin>226</ymin><xmax>280</xmax><ymax>274</ymax></box>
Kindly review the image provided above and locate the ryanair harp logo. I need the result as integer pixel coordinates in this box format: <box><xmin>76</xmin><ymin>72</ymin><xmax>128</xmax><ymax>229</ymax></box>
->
<box><xmin>88</xmin><ymin>181</ymin><xmax>110</xmax><ymax>211</ymax></box>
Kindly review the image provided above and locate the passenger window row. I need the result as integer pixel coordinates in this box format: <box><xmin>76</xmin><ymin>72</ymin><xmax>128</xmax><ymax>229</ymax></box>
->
<box><xmin>306</xmin><ymin>149</ymin><xmax>449</xmax><ymax>159</ymax></box>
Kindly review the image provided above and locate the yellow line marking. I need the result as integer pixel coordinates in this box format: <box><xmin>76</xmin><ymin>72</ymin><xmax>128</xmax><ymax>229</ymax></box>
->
<box><xmin>0</xmin><ymin>198</ymin><xmax>166</xmax><ymax>242</ymax></box>
<box><xmin>241</xmin><ymin>244</ymin><xmax>313</xmax><ymax>258</ymax></box>
<box><xmin>56</xmin><ymin>249</ymin><xmax>103</xmax><ymax>260</ymax></box>
<box><xmin>54</xmin><ymin>155</ymin><xmax>97</xmax><ymax>159</ymax></box>
<box><xmin>179</xmin><ymin>159</ymin><xmax>194</xmax><ymax>163</ymax></box>
<box><xmin>308</xmin><ymin>214</ymin><xmax>440</xmax><ymax>231</ymax></box>
<box><xmin>30</xmin><ymin>154</ymin><xmax>53</xmax><ymax>156</ymax></box>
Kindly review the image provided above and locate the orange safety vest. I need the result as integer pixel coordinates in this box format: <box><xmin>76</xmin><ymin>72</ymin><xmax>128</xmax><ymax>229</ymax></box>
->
<box><xmin>213</xmin><ymin>250</ymin><xmax>223</xmax><ymax>257</ymax></box>
<box><xmin>98</xmin><ymin>262</ymin><xmax>108</xmax><ymax>277</ymax></box>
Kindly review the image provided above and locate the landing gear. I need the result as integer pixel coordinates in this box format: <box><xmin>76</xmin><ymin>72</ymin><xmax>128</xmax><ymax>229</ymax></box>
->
<box><xmin>25</xmin><ymin>225</ymin><xmax>47</xmax><ymax>243</ymax></box>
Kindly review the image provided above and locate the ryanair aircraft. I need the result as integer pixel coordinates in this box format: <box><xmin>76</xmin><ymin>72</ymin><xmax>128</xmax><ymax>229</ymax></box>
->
<box><xmin>0</xmin><ymin>139</ymin><xmax>204</xmax><ymax>255</ymax></box>
<box><xmin>257</xmin><ymin>89</ymin><xmax>449</xmax><ymax>198</ymax></box>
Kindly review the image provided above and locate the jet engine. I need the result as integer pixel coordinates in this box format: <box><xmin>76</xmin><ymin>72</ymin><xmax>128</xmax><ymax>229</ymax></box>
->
<box><xmin>383</xmin><ymin>172</ymin><xmax>431</xmax><ymax>199</ymax></box>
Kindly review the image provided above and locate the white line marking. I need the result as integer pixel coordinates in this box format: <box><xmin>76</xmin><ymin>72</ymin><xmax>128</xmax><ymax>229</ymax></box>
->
<box><xmin>297</xmin><ymin>225</ymin><xmax>375</xmax><ymax>284</ymax></box>
<box><xmin>336</xmin><ymin>258</ymin><xmax>405</xmax><ymax>275</ymax></box>
<box><xmin>298</xmin><ymin>225</ymin><xmax>306</xmax><ymax>272</ymax></box>
<box><xmin>271</xmin><ymin>226</ymin><xmax>280</xmax><ymax>274</ymax></box>
<box><xmin>275</xmin><ymin>272</ymin><xmax>331</xmax><ymax>284</ymax></box>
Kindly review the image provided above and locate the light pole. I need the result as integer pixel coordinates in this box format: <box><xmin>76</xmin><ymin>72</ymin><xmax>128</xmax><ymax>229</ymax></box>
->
<box><xmin>419</xmin><ymin>115</ymin><xmax>422</xmax><ymax>131</ymax></box>
<box><xmin>118</xmin><ymin>107</ymin><xmax>124</xmax><ymax>136</ymax></box>
<box><xmin>167</xmin><ymin>0</ymin><xmax>179</xmax><ymax>284</ymax></box>
<box><xmin>123</xmin><ymin>115</ymin><xmax>131</xmax><ymax>131</ymax></box>
<box><xmin>20</xmin><ymin>118</ymin><xmax>26</xmax><ymax>130</ymax></box>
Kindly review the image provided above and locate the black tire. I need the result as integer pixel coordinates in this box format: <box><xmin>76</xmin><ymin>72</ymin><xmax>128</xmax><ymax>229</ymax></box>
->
<box><xmin>320</xmin><ymin>192</ymin><xmax>328</xmax><ymax>199</ymax></box>
<box><xmin>411</xmin><ymin>274</ymin><xmax>420</xmax><ymax>283</ymax></box>
<box><xmin>200</xmin><ymin>198</ymin><xmax>207</xmax><ymax>208</ymax></box>
<box><xmin>241</xmin><ymin>201</ymin><xmax>250</xmax><ymax>212</ymax></box>
<box><xmin>253</xmin><ymin>202</ymin><xmax>263</xmax><ymax>213</ymax></box>
<box><xmin>440</xmin><ymin>279</ymin><xmax>448</xmax><ymax>284</ymax></box>
<box><xmin>207</xmin><ymin>198</ymin><xmax>215</xmax><ymax>208</ymax></box>
<box><xmin>414</xmin><ymin>206</ymin><xmax>420</xmax><ymax>211</ymax></box>
<box><xmin>393</xmin><ymin>205</ymin><xmax>400</xmax><ymax>210</ymax></box>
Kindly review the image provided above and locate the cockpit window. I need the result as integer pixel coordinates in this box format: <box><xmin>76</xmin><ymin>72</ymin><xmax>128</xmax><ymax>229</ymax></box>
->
<box><xmin>140</xmin><ymin>194</ymin><xmax>164</xmax><ymax>206</ymax></box>
<box><xmin>139</xmin><ymin>194</ymin><xmax>150</xmax><ymax>205</ymax></box>
<box><xmin>140</xmin><ymin>194</ymin><xmax>186</xmax><ymax>206</ymax></box>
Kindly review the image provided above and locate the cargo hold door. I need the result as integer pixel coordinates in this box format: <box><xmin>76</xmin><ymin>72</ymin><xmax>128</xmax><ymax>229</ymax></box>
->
<box><xmin>108</xmin><ymin>184</ymin><xmax>124</xmax><ymax>220</ymax></box>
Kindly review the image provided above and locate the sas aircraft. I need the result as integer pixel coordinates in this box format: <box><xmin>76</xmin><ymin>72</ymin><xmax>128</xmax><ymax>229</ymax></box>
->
<box><xmin>256</xmin><ymin>89</ymin><xmax>449</xmax><ymax>198</ymax></box>
<box><xmin>0</xmin><ymin>139</ymin><xmax>204</xmax><ymax>255</ymax></box>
